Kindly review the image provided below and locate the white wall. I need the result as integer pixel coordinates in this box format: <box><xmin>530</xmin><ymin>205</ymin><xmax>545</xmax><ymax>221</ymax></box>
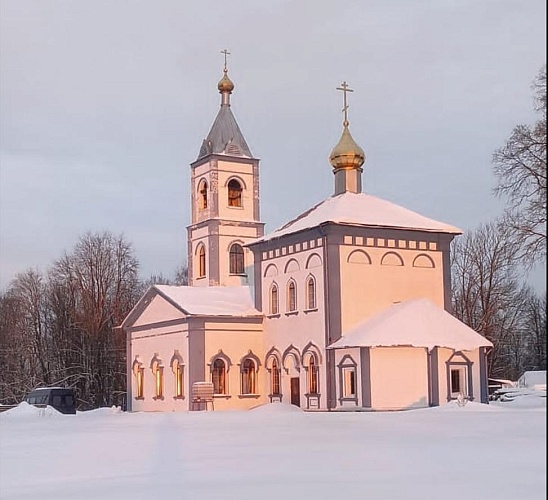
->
<box><xmin>130</xmin><ymin>323</ymin><xmax>189</xmax><ymax>412</ymax></box>
<box><xmin>369</xmin><ymin>347</ymin><xmax>429</xmax><ymax>410</ymax></box>
<box><xmin>261</xmin><ymin>240</ymin><xmax>328</xmax><ymax>408</ymax></box>
<box><xmin>339</xmin><ymin>237</ymin><xmax>446</xmax><ymax>334</ymax></box>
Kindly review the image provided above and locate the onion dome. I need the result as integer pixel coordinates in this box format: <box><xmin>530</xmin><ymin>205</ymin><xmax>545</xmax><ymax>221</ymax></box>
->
<box><xmin>329</xmin><ymin>123</ymin><xmax>365</xmax><ymax>170</ymax></box>
<box><xmin>218</xmin><ymin>70</ymin><xmax>234</xmax><ymax>93</ymax></box>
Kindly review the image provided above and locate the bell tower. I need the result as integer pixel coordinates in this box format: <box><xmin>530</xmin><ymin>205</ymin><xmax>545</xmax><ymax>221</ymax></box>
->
<box><xmin>187</xmin><ymin>53</ymin><xmax>264</xmax><ymax>287</ymax></box>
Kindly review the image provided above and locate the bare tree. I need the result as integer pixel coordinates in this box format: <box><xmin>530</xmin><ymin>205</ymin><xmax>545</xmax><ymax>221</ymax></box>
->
<box><xmin>521</xmin><ymin>290</ymin><xmax>547</xmax><ymax>371</ymax></box>
<box><xmin>493</xmin><ymin>66</ymin><xmax>547</xmax><ymax>265</ymax></box>
<box><xmin>451</xmin><ymin>220</ymin><xmax>527</xmax><ymax>379</ymax></box>
<box><xmin>49</xmin><ymin>232</ymin><xmax>140</xmax><ymax>408</ymax></box>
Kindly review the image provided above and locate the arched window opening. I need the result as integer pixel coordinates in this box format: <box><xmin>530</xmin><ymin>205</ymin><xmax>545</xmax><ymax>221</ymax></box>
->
<box><xmin>270</xmin><ymin>284</ymin><xmax>279</xmax><ymax>315</ymax></box>
<box><xmin>308</xmin><ymin>357</ymin><xmax>318</xmax><ymax>395</ymax></box>
<box><xmin>198</xmin><ymin>245</ymin><xmax>206</xmax><ymax>278</ymax></box>
<box><xmin>228</xmin><ymin>179</ymin><xmax>242</xmax><ymax>207</ymax></box>
<box><xmin>212</xmin><ymin>359</ymin><xmax>226</xmax><ymax>395</ymax></box>
<box><xmin>229</xmin><ymin>244</ymin><xmax>245</xmax><ymax>274</ymax></box>
<box><xmin>136</xmin><ymin>367</ymin><xmax>144</xmax><ymax>399</ymax></box>
<box><xmin>199</xmin><ymin>180</ymin><xmax>208</xmax><ymax>210</ymax></box>
<box><xmin>271</xmin><ymin>358</ymin><xmax>281</xmax><ymax>395</ymax></box>
<box><xmin>307</xmin><ymin>277</ymin><xmax>316</xmax><ymax>310</ymax></box>
<box><xmin>152</xmin><ymin>362</ymin><xmax>164</xmax><ymax>399</ymax></box>
<box><xmin>174</xmin><ymin>361</ymin><xmax>184</xmax><ymax>398</ymax></box>
<box><xmin>287</xmin><ymin>280</ymin><xmax>297</xmax><ymax>312</ymax></box>
<box><xmin>241</xmin><ymin>359</ymin><xmax>257</xmax><ymax>394</ymax></box>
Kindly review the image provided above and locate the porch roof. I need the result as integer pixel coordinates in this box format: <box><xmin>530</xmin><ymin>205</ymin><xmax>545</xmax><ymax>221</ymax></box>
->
<box><xmin>328</xmin><ymin>299</ymin><xmax>492</xmax><ymax>351</ymax></box>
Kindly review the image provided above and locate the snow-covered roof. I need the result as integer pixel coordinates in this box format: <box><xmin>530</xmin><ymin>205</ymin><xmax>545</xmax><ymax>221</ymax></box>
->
<box><xmin>328</xmin><ymin>299</ymin><xmax>492</xmax><ymax>351</ymax></box>
<box><xmin>154</xmin><ymin>285</ymin><xmax>260</xmax><ymax>317</ymax></box>
<box><xmin>253</xmin><ymin>192</ymin><xmax>461</xmax><ymax>244</ymax></box>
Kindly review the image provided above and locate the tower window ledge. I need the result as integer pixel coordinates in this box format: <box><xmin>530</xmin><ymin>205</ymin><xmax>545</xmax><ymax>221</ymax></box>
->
<box><xmin>285</xmin><ymin>311</ymin><xmax>299</xmax><ymax>317</ymax></box>
<box><xmin>267</xmin><ymin>313</ymin><xmax>281</xmax><ymax>319</ymax></box>
<box><xmin>227</xmin><ymin>205</ymin><xmax>244</xmax><ymax>210</ymax></box>
<box><xmin>213</xmin><ymin>394</ymin><xmax>232</xmax><ymax>399</ymax></box>
<box><xmin>229</xmin><ymin>273</ymin><xmax>248</xmax><ymax>277</ymax></box>
<box><xmin>172</xmin><ymin>396</ymin><xmax>186</xmax><ymax>400</ymax></box>
<box><xmin>196</xmin><ymin>276</ymin><xmax>206</xmax><ymax>280</ymax></box>
<box><xmin>238</xmin><ymin>394</ymin><xmax>260</xmax><ymax>399</ymax></box>
<box><xmin>304</xmin><ymin>308</ymin><xmax>318</xmax><ymax>314</ymax></box>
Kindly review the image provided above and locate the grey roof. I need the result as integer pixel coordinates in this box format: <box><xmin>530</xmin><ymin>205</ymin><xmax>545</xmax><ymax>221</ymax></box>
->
<box><xmin>197</xmin><ymin>104</ymin><xmax>252</xmax><ymax>160</ymax></box>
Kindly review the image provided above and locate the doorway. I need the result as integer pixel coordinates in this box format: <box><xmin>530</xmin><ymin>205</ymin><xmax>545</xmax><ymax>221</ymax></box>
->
<box><xmin>290</xmin><ymin>377</ymin><xmax>300</xmax><ymax>407</ymax></box>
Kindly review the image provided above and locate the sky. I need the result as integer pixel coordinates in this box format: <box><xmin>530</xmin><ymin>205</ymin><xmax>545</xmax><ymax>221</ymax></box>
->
<box><xmin>0</xmin><ymin>0</ymin><xmax>546</xmax><ymax>292</ymax></box>
<box><xmin>1</xmin><ymin>399</ymin><xmax>546</xmax><ymax>499</ymax></box>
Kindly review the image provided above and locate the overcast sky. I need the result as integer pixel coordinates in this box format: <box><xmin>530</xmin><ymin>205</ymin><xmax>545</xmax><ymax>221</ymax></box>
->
<box><xmin>1</xmin><ymin>0</ymin><xmax>546</xmax><ymax>292</ymax></box>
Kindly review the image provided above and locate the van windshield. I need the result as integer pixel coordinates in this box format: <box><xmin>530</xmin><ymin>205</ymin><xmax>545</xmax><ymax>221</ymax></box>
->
<box><xmin>27</xmin><ymin>394</ymin><xmax>48</xmax><ymax>405</ymax></box>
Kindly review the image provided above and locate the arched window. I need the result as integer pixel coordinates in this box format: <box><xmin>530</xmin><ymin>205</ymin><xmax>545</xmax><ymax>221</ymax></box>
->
<box><xmin>133</xmin><ymin>359</ymin><xmax>144</xmax><ymax>399</ymax></box>
<box><xmin>174</xmin><ymin>360</ymin><xmax>184</xmax><ymax>398</ymax></box>
<box><xmin>271</xmin><ymin>358</ymin><xmax>281</xmax><ymax>395</ymax></box>
<box><xmin>229</xmin><ymin>244</ymin><xmax>245</xmax><ymax>274</ymax></box>
<box><xmin>198</xmin><ymin>179</ymin><xmax>208</xmax><ymax>210</ymax></box>
<box><xmin>270</xmin><ymin>283</ymin><xmax>279</xmax><ymax>315</ymax></box>
<box><xmin>228</xmin><ymin>179</ymin><xmax>242</xmax><ymax>207</ymax></box>
<box><xmin>241</xmin><ymin>359</ymin><xmax>257</xmax><ymax>394</ymax></box>
<box><xmin>308</xmin><ymin>357</ymin><xmax>318</xmax><ymax>395</ymax></box>
<box><xmin>151</xmin><ymin>360</ymin><xmax>164</xmax><ymax>399</ymax></box>
<box><xmin>212</xmin><ymin>359</ymin><xmax>226</xmax><ymax>394</ymax></box>
<box><xmin>136</xmin><ymin>367</ymin><xmax>144</xmax><ymax>398</ymax></box>
<box><xmin>197</xmin><ymin>245</ymin><xmax>206</xmax><ymax>278</ymax></box>
<box><xmin>287</xmin><ymin>280</ymin><xmax>297</xmax><ymax>312</ymax></box>
<box><xmin>306</xmin><ymin>276</ymin><xmax>316</xmax><ymax>310</ymax></box>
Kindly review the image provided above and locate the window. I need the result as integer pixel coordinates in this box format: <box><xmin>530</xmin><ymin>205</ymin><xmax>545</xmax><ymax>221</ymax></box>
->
<box><xmin>270</xmin><ymin>283</ymin><xmax>279</xmax><ymax>315</ymax></box>
<box><xmin>343</xmin><ymin>368</ymin><xmax>356</xmax><ymax>398</ymax></box>
<box><xmin>212</xmin><ymin>359</ymin><xmax>226</xmax><ymax>395</ymax></box>
<box><xmin>308</xmin><ymin>357</ymin><xmax>318</xmax><ymax>395</ymax></box>
<box><xmin>197</xmin><ymin>245</ymin><xmax>206</xmax><ymax>278</ymax></box>
<box><xmin>287</xmin><ymin>280</ymin><xmax>297</xmax><ymax>312</ymax></box>
<box><xmin>241</xmin><ymin>359</ymin><xmax>257</xmax><ymax>394</ymax></box>
<box><xmin>446</xmin><ymin>351</ymin><xmax>473</xmax><ymax>401</ymax></box>
<box><xmin>306</xmin><ymin>276</ymin><xmax>316</xmax><ymax>309</ymax></box>
<box><xmin>152</xmin><ymin>362</ymin><xmax>164</xmax><ymax>399</ymax></box>
<box><xmin>229</xmin><ymin>244</ymin><xmax>245</xmax><ymax>274</ymax></box>
<box><xmin>450</xmin><ymin>367</ymin><xmax>467</xmax><ymax>398</ymax></box>
<box><xmin>174</xmin><ymin>361</ymin><xmax>184</xmax><ymax>398</ymax></box>
<box><xmin>228</xmin><ymin>179</ymin><xmax>242</xmax><ymax>207</ymax></box>
<box><xmin>198</xmin><ymin>180</ymin><xmax>208</xmax><ymax>209</ymax></box>
<box><xmin>136</xmin><ymin>367</ymin><xmax>144</xmax><ymax>398</ymax></box>
<box><xmin>271</xmin><ymin>358</ymin><xmax>281</xmax><ymax>395</ymax></box>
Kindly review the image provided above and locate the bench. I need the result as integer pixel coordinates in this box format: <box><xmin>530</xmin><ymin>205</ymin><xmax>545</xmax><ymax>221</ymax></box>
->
<box><xmin>191</xmin><ymin>382</ymin><xmax>214</xmax><ymax>411</ymax></box>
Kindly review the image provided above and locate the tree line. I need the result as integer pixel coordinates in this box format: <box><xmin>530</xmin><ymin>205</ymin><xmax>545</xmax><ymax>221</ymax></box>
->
<box><xmin>451</xmin><ymin>66</ymin><xmax>546</xmax><ymax>380</ymax></box>
<box><xmin>0</xmin><ymin>232</ymin><xmax>187</xmax><ymax>408</ymax></box>
<box><xmin>0</xmin><ymin>67</ymin><xmax>545</xmax><ymax>407</ymax></box>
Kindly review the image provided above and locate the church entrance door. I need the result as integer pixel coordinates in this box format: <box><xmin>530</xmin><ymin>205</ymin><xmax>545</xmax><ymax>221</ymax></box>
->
<box><xmin>290</xmin><ymin>377</ymin><xmax>300</xmax><ymax>407</ymax></box>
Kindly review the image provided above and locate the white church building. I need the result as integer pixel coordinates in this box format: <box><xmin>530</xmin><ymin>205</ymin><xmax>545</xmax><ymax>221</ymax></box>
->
<box><xmin>120</xmin><ymin>64</ymin><xmax>492</xmax><ymax>412</ymax></box>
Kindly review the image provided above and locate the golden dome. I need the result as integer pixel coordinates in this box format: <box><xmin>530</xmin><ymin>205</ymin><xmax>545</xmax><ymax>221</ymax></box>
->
<box><xmin>218</xmin><ymin>71</ymin><xmax>234</xmax><ymax>93</ymax></box>
<box><xmin>329</xmin><ymin>124</ymin><xmax>365</xmax><ymax>170</ymax></box>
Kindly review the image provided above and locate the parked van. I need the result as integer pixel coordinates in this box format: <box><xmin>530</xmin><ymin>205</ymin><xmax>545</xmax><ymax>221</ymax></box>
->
<box><xmin>25</xmin><ymin>387</ymin><xmax>76</xmax><ymax>414</ymax></box>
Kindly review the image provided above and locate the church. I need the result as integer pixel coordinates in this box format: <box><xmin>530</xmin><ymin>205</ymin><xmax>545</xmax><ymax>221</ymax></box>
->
<box><xmin>120</xmin><ymin>61</ymin><xmax>492</xmax><ymax>412</ymax></box>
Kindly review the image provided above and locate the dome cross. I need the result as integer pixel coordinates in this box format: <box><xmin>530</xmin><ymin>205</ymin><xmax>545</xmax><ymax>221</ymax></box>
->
<box><xmin>336</xmin><ymin>81</ymin><xmax>354</xmax><ymax>127</ymax></box>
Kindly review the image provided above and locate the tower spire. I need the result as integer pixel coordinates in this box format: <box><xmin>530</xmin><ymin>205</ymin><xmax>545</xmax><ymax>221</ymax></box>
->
<box><xmin>329</xmin><ymin>81</ymin><xmax>365</xmax><ymax>195</ymax></box>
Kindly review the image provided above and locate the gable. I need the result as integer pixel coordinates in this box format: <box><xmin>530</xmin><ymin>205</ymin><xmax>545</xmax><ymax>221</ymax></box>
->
<box><xmin>132</xmin><ymin>294</ymin><xmax>186</xmax><ymax>328</ymax></box>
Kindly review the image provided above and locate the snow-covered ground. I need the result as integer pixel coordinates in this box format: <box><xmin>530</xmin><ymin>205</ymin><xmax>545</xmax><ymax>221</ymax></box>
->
<box><xmin>1</xmin><ymin>397</ymin><xmax>545</xmax><ymax>500</ymax></box>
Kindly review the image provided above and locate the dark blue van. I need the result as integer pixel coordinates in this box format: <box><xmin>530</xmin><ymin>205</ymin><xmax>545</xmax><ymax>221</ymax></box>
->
<box><xmin>25</xmin><ymin>387</ymin><xmax>77</xmax><ymax>414</ymax></box>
